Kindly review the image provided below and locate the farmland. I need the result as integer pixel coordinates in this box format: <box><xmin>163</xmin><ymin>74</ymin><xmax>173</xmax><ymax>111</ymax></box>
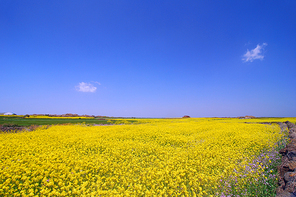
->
<box><xmin>1</xmin><ymin>117</ymin><xmax>296</xmax><ymax>196</ymax></box>
<box><xmin>0</xmin><ymin>115</ymin><xmax>114</xmax><ymax>127</ymax></box>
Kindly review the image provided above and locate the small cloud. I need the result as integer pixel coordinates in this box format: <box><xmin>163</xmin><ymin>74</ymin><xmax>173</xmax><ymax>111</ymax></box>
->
<box><xmin>92</xmin><ymin>81</ymin><xmax>101</xmax><ymax>85</ymax></box>
<box><xmin>76</xmin><ymin>82</ymin><xmax>97</xmax><ymax>93</ymax></box>
<box><xmin>242</xmin><ymin>43</ymin><xmax>267</xmax><ymax>62</ymax></box>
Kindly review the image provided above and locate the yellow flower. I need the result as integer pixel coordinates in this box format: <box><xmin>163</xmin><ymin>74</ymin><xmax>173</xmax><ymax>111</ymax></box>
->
<box><xmin>0</xmin><ymin>117</ymin><xmax>287</xmax><ymax>196</ymax></box>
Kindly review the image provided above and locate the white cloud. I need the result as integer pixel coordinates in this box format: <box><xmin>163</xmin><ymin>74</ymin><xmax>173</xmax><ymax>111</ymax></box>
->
<box><xmin>242</xmin><ymin>43</ymin><xmax>267</xmax><ymax>62</ymax></box>
<box><xmin>76</xmin><ymin>82</ymin><xmax>97</xmax><ymax>93</ymax></box>
<box><xmin>92</xmin><ymin>81</ymin><xmax>101</xmax><ymax>85</ymax></box>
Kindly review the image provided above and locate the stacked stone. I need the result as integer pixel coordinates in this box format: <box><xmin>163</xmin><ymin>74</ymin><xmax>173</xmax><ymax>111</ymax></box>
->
<box><xmin>277</xmin><ymin>121</ymin><xmax>296</xmax><ymax>197</ymax></box>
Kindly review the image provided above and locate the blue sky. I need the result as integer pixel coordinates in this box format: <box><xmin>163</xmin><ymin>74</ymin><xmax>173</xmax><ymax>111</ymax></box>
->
<box><xmin>1</xmin><ymin>0</ymin><xmax>296</xmax><ymax>117</ymax></box>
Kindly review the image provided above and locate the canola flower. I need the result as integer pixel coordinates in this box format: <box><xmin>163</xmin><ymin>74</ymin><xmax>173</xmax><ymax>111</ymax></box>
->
<box><xmin>0</xmin><ymin>118</ymin><xmax>289</xmax><ymax>196</ymax></box>
<box><xmin>0</xmin><ymin>115</ymin><xmax>24</xmax><ymax>118</ymax></box>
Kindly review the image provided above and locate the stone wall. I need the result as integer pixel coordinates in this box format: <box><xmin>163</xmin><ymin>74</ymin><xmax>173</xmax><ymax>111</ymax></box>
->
<box><xmin>277</xmin><ymin>121</ymin><xmax>296</xmax><ymax>197</ymax></box>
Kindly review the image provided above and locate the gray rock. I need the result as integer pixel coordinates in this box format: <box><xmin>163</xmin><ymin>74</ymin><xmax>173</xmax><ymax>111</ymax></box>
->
<box><xmin>290</xmin><ymin>133</ymin><xmax>296</xmax><ymax>139</ymax></box>
<box><xmin>285</xmin><ymin>121</ymin><xmax>296</xmax><ymax>129</ymax></box>
<box><xmin>277</xmin><ymin>191</ymin><xmax>296</xmax><ymax>197</ymax></box>
<box><xmin>287</xmin><ymin>151</ymin><xmax>296</xmax><ymax>160</ymax></box>
<box><xmin>284</xmin><ymin>172</ymin><xmax>296</xmax><ymax>183</ymax></box>
<box><xmin>286</xmin><ymin>181</ymin><xmax>296</xmax><ymax>193</ymax></box>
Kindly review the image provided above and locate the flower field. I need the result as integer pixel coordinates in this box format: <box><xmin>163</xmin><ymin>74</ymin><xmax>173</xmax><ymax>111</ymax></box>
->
<box><xmin>0</xmin><ymin>118</ymin><xmax>291</xmax><ymax>196</ymax></box>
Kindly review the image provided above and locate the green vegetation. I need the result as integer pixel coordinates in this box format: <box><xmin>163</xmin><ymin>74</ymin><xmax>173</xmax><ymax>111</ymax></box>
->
<box><xmin>0</xmin><ymin>116</ymin><xmax>115</xmax><ymax>127</ymax></box>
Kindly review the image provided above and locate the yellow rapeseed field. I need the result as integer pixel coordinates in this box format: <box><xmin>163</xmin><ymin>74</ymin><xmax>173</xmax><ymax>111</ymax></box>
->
<box><xmin>0</xmin><ymin>118</ymin><xmax>289</xmax><ymax>196</ymax></box>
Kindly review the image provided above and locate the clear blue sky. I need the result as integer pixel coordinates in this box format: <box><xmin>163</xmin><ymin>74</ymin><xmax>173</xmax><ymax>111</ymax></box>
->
<box><xmin>1</xmin><ymin>0</ymin><xmax>296</xmax><ymax>117</ymax></box>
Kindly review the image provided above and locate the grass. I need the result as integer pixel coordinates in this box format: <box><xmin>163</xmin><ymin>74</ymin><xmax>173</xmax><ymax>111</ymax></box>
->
<box><xmin>0</xmin><ymin>116</ymin><xmax>115</xmax><ymax>127</ymax></box>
